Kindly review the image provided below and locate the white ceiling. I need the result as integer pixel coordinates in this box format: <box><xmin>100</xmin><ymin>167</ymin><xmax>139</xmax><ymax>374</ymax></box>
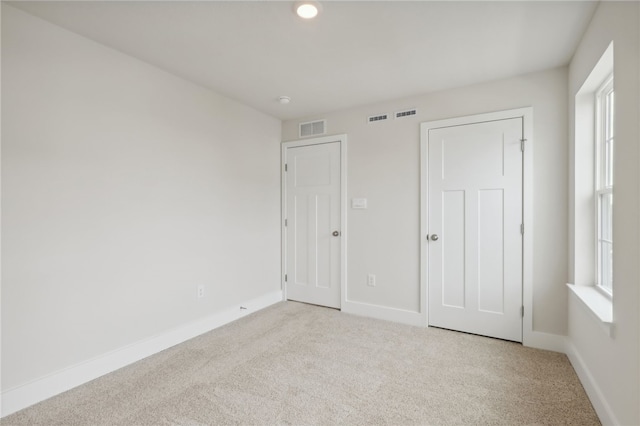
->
<box><xmin>8</xmin><ymin>1</ymin><xmax>598</xmax><ymax>120</ymax></box>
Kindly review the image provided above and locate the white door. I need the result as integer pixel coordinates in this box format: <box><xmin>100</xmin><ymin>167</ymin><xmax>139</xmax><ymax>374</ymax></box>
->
<box><xmin>284</xmin><ymin>141</ymin><xmax>341</xmax><ymax>309</ymax></box>
<box><xmin>427</xmin><ymin>117</ymin><xmax>523</xmax><ymax>342</ymax></box>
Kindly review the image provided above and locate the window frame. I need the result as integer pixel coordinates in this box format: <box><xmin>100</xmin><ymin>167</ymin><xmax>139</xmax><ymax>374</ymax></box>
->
<box><xmin>595</xmin><ymin>75</ymin><xmax>614</xmax><ymax>296</ymax></box>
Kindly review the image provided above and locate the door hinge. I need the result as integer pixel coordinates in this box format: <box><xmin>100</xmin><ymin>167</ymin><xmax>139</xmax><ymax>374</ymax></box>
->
<box><xmin>521</xmin><ymin>306</ymin><xmax>524</xmax><ymax>317</ymax></box>
<box><xmin>285</xmin><ymin>274</ymin><xmax>288</xmax><ymax>282</ymax></box>
<box><xmin>285</xmin><ymin>218</ymin><xmax>288</xmax><ymax>227</ymax></box>
<box><xmin>520</xmin><ymin>224</ymin><xmax>524</xmax><ymax>235</ymax></box>
<box><xmin>284</xmin><ymin>164</ymin><xmax>288</xmax><ymax>172</ymax></box>
<box><xmin>520</xmin><ymin>138</ymin><xmax>527</xmax><ymax>152</ymax></box>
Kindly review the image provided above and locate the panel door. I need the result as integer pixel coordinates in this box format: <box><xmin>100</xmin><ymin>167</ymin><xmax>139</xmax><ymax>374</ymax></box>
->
<box><xmin>428</xmin><ymin>118</ymin><xmax>523</xmax><ymax>342</ymax></box>
<box><xmin>285</xmin><ymin>142</ymin><xmax>341</xmax><ymax>309</ymax></box>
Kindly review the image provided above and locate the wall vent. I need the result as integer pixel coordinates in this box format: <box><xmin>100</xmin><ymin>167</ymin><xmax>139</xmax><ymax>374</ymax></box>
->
<box><xmin>395</xmin><ymin>109</ymin><xmax>417</xmax><ymax>119</ymax></box>
<box><xmin>368</xmin><ymin>113</ymin><xmax>389</xmax><ymax>123</ymax></box>
<box><xmin>299</xmin><ymin>119</ymin><xmax>326</xmax><ymax>138</ymax></box>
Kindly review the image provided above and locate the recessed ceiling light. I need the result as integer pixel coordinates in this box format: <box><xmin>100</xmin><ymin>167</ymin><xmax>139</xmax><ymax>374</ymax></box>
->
<box><xmin>294</xmin><ymin>1</ymin><xmax>321</xmax><ymax>19</ymax></box>
<box><xmin>278</xmin><ymin>96</ymin><xmax>291</xmax><ymax>105</ymax></box>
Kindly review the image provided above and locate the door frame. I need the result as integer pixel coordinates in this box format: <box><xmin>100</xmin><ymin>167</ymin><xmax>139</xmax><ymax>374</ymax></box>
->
<box><xmin>281</xmin><ymin>134</ymin><xmax>348</xmax><ymax>308</ymax></box>
<box><xmin>420</xmin><ymin>108</ymin><xmax>533</xmax><ymax>342</ymax></box>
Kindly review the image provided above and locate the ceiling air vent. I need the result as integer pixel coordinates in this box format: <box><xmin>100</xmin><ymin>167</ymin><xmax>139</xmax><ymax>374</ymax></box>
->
<box><xmin>299</xmin><ymin>119</ymin><xmax>326</xmax><ymax>138</ymax></box>
<box><xmin>367</xmin><ymin>113</ymin><xmax>389</xmax><ymax>123</ymax></box>
<box><xmin>395</xmin><ymin>109</ymin><xmax>417</xmax><ymax>119</ymax></box>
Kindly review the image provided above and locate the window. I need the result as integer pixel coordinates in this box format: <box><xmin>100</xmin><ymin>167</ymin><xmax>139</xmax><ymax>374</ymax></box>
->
<box><xmin>569</xmin><ymin>43</ymin><xmax>613</xmax><ymax>328</ymax></box>
<box><xmin>595</xmin><ymin>76</ymin><xmax>614</xmax><ymax>293</ymax></box>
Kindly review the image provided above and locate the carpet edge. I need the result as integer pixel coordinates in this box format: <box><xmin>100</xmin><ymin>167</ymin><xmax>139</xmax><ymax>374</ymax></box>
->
<box><xmin>0</xmin><ymin>290</ymin><xmax>284</xmax><ymax>418</ymax></box>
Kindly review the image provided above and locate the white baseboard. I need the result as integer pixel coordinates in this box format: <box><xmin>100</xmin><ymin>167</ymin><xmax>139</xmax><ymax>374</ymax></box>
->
<box><xmin>1</xmin><ymin>290</ymin><xmax>283</xmax><ymax>418</ymax></box>
<box><xmin>523</xmin><ymin>330</ymin><xmax>566</xmax><ymax>353</ymax></box>
<box><xmin>342</xmin><ymin>299</ymin><xmax>425</xmax><ymax>327</ymax></box>
<box><xmin>565</xmin><ymin>339</ymin><xmax>617</xmax><ymax>426</ymax></box>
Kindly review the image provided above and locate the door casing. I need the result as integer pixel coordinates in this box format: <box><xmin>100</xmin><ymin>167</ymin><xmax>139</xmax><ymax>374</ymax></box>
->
<box><xmin>420</xmin><ymin>108</ymin><xmax>533</xmax><ymax>343</ymax></box>
<box><xmin>281</xmin><ymin>134</ymin><xmax>348</xmax><ymax>308</ymax></box>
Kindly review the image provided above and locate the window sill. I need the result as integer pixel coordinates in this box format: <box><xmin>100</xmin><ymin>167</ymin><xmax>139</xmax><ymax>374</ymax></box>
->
<box><xmin>567</xmin><ymin>283</ymin><xmax>613</xmax><ymax>336</ymax></box>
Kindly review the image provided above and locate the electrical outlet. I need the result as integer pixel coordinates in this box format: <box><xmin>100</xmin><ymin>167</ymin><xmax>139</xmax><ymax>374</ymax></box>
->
<box><xmin>367</xmin><ymin>274</ymin><xmax>376</xmax><ymax>287</ymax></box>
<box><xmin>197</xmin><ymin>285</ymin><xmax>205</xmax><ymax>298</ymax></box>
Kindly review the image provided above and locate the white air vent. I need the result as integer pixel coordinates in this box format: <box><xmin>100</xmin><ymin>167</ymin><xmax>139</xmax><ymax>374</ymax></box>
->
<box><xmin>299</xmin><ymin>119</ymin><xmax>326</xmax><ymax>138</ymax></box>
<box><xmin>368</xmin><ymin>113</ymin><xmax>389</xmax><ymax>123</ymax></box>
<box><xmin>395</xmin><ymin>109</ymin><xmax>417</xmax><ymax>119</ymax></box>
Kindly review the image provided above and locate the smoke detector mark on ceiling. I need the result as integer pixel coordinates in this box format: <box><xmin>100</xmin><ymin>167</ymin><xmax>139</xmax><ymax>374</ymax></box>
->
<box><xmin>395</xmin><ymin>109</ymin><xmax>417</xmax><ymax>119</ymax></box>
<box><xmin>367</xmin><ymin>114</ymin><xmax>389</xmax><ymax>123</ymax></box>
<box><xmin>299</xmin><ymin>119</ymin><xmax>326</xmax><ymax>137</ymax></box>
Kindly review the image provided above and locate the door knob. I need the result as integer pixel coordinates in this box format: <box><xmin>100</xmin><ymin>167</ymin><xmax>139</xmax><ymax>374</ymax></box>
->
<box><xmin>332</xmin><ymin>231</ymin><xmax>340</xmax><ymax>237</ymax></box>
<box><xmin>430</xmin><ymin>234</ymin><xmax>439</xmax><ymax>241</ymax></box>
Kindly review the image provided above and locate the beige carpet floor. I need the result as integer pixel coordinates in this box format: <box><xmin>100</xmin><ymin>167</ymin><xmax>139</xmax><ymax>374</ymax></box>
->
<box><xmin>3</xmin><ymin>301</ymin><xmax>599</xmax><ymax>425</ymax></box>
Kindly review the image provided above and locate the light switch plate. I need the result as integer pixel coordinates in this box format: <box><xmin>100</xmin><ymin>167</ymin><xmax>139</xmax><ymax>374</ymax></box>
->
<box><xmin>352</xmin><ymin>198</ymin><xmax>367</xmax><ymax>209</ymax></box>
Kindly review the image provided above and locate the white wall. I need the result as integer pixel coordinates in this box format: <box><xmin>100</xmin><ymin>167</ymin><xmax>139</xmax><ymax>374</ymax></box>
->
<box><xmin>1</xmin><ymin>4</ymin><xmax>281</xmax><ymax>394</ymax></box>
<box><xmin>567</xmin><ymin>2</ymin><xmax>640</xmax><ymax>425</ymax></box>
<box><xmin>282</xmin><ymin>67</ymin><xmax>569</xmax><ymax>337</ymax></box>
